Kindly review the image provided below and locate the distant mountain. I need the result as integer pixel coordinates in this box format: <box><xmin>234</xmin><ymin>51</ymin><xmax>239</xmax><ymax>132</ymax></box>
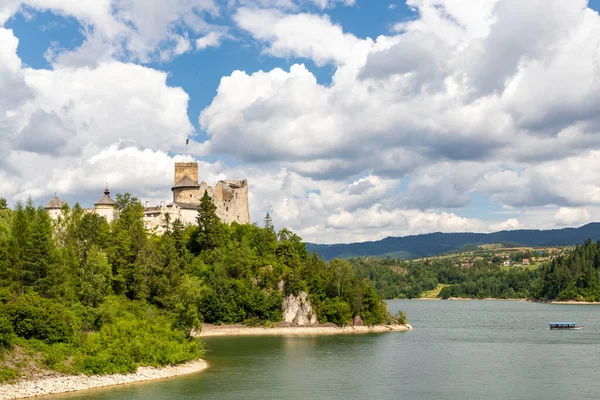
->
<box><xmin>305</xmin><ymin>223</ymin><xmax>600</xmax><ymax>261</ymax></box>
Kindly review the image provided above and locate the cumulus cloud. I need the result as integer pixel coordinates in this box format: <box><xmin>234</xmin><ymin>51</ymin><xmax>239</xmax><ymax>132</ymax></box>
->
<box><xmin>200</xmin><ymin>0</ymin><xmax>600</xmax><ymax>219</ymax></box>
<box><xmin>234</xmin><ymin>8</ymin><xmax>362</xmax><ymax>66</ymax></box>
<box><xmin>196</xmin><ymin>31</ymin><xmax>224</xmax><ymax>49</ymax></box>
<box><xmin>554</xmin><ymin>207</ymin><xmax>591</xmax><ymax>226</ymax></box>
<box><xmin>1</xmin><ymin>0</ymin><xmax>219</xmax><ymax>64</ymax></box>
<box><xmin>489</xmin><ymin>218</ymin><xmax>520</xmax><ymax>232</ymax></box>
<box><xmin>4</xmin><ymin>0</ymin><xmax>600</xmax><ymax>243</ymax></box>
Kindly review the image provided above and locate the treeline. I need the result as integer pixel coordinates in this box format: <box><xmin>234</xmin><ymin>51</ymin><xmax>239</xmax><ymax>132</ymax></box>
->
<box><xmin>538</xmin><ymin>239</ymin><xmax>600</xmax><ymax>301</ymax></box>
<box><xmin>0</xmin><ymin>193</ymin><xmax>395</xmax><ymax>381</ymax></box>
<box><xmin>350</xmin><ymin>257</ymin><xmax>540</xmax><ymax>299</ymax></box>
<box><xmin>352</xmin><ymin>240</ymin><xmax>600</xmax><ymax>302</ymax></box>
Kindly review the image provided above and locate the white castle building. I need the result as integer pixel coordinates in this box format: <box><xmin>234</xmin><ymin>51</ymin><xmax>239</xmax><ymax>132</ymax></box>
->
<box><xmin>45</xmin><ymin>162</ymin><xmax>250</xmax><ymax>234</ymax></box>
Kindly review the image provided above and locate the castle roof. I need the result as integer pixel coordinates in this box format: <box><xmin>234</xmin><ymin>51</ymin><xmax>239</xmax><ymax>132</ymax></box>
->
<box><xmin>94</xmin><ymin>185</ymin><xmax>117</xmax><ymax>207</ymax></box>
<box><xmin>45</xmin><ymin>194</ymin><xmax>63</xmax><ymax>209</ymax></box>
<box><xmin>173</xmin><ymin>201</ymin><xmax>199</xmax><ymax>210</ymax></box>
<box><xmin>172</xmin><ymin>176</ymin><xmax>200</xmax><ymax>190</ymax></box>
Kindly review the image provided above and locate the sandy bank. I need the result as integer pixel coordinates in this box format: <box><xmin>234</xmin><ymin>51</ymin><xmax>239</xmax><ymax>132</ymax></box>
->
<box><xmin>196</xmin><ymin>323</ymin><xmax>412</xmax><ymax>338</ymax></box>
<box><xmin>550</xmin><ymin>301</ymin><xmax>600</xmax><ymax>304</ymax></box>
<box><xmin>0</xmin><ymin>360</ymin><xmax>208</xmax><ymax>400</ymax></box>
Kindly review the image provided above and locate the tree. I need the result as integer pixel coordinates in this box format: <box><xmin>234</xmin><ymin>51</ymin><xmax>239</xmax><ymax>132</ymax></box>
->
<box><xmin>195</xmin><ymin>190</ymin><xmax>221</xmax><ymax>252</ymax></box>
<box><xmin>0</xmin><ymin>197</ymin><xmax>7</xmax><ymax>210</ymax></box>
<box><xmin>79</xmin><ymin>246</ymin><xmax>112</xmax><ymax>307</ymax></box>
<box><xmin>264</xmin><ymin>213</ymin><xmax>274</xmax><ymax>232</ymax></box>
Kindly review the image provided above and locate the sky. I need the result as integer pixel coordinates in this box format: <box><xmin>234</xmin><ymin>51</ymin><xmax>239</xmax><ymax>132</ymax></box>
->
<box><xmin>2</xmin><ymin>0</ymin><xmax>600</xmax><ymax>244</ymax></box>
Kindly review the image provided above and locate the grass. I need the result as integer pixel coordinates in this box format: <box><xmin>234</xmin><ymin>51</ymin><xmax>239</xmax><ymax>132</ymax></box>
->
<box><xmin>420</xmin><ymin>284</ymin><xmax>449</xmax><ymax>299</ymax></box>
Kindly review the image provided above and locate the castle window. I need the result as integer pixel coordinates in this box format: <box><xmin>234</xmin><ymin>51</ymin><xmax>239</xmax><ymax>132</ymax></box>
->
<box><xmin>190</xmin><ymin>194</ymin><xmax>192</xmax><ymax>198</ymax></box>
<box><xmin>226</xmin><ymin>207</ymin><xmax>229</xmax><ymax>211</ymax></box>
<box><xmin>237</xmin><ymin>216</ymin><xmax>240</xmax><ymax>221</ymax></box>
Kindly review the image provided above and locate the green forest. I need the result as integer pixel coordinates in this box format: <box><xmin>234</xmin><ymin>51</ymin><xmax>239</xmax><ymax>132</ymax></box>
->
<box><xmin>0</xmin><ymin>193</ymin><xmax>395</xmax><ymax>382</ymax></box>
<box><xmin>350</xmin><ymin>239</ymin><xmax>600</xmax><ymax>302</ymax></box>
<box><xmin>351</xmin><ymin>257</ymin><xmax>539</xmax><ymax>299</ymax></box>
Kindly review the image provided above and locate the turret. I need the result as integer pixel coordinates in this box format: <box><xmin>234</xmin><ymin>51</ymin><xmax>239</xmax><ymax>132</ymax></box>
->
<box><xmin>45</xmin><ymin>193</ymin><xmax>63</xmax><ymax>220</ymax></box>
<box><xmin>94</xmin><ymin>184</ymin><xmax>117</xmax><ymax>223</ymax></box>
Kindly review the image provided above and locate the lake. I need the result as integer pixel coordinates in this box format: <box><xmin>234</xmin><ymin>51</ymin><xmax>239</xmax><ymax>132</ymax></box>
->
<box><xmin>53</xmin><ymin>300</ymin><xmax>600</xmax><ymax>399</ymax></box>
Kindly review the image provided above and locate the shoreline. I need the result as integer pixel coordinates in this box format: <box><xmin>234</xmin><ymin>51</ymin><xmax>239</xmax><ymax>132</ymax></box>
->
<box><xmin>0</xmin><ymin>360</ymin><xmax>208</xmax><ymax>400</ymax></box>
<box><xmin>403</xmin><ymin>297</ymin><xmax>529</xmax><ymax>301</ymax></box>
<box><xmin>196</xmin><ymin>323</ymin><xmax>412</xmax><ymax>338</ymax></box>
<box><xmin>410</xmin><ymin>297</ymin><xmax>600</xmax><ymax>304</ymax></box>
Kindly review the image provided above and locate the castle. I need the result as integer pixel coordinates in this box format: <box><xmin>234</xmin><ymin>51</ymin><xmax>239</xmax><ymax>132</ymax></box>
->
<box><xmin>45</xmin><ymin>162</ymin><xmax>250</xmax><ymax>233</ymax></box>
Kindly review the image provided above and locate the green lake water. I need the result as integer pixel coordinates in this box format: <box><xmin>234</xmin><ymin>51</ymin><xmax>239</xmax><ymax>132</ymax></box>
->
<box><xmin>52</xmin><ymin>300</ymin><xmax>600</xmax><ymax>399</ymax></box>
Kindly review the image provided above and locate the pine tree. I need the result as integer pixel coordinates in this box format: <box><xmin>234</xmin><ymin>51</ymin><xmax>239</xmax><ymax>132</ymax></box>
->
<box><xmin>10</xmin><ymin>201</ymin><xmax>32</xmax><ymax>294</ymax></box>
<box><xmin>0</xmin><ymin>197</ymin><xmax>7</xmax><ymax>210</ymax></box>
<box><xmin>29</xmin><ymin>207</ymin><xmax>57</xmax><ymax>295</ymax></box>
<box><xmin>79</xmin><ymin>246</ymin><xmax>112</xmax><ymax>307</ymax></box>
<box><xmin>264</xmin><ymin>212</ymin><xmax>274</xmax><ymax>232</ymax></box>
<box><xmin>171</xmin><ymin>218</ymin><xmax>186</xmax><ymax>257</ymax></box>
<box><xmin>196</xmin><ymin>190</ymin><xmax>221</xmax><ymax>252</ymax></box>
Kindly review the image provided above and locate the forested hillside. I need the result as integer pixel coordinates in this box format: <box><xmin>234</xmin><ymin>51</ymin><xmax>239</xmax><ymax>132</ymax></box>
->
<box><xmin>307</xmin><ymin>223</ymin><xmax>600</xmax><ymax>260</ymax></box>
<box><xmin>351</xmin><ymin>239</ymin><xmax>600</xmax><ymax>302</ymax></box>
<box><xmin>538</xmin><ymin>239</ymin><xmax>600</xmax><ymax>302</ymax></box>
<box><xmin>350</xmin><ymin>257</ymin><xmax>539</xmax><ymax>300</ymax></box>
<box><xmin>0</xmin><ymin>194</ymin><xmax>393</xmax><ymax>382</ymax></box>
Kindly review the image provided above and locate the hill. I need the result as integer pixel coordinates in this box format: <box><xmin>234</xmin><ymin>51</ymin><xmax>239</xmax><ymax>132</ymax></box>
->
<box><xmin>306</xmin><ymin>223</ymin><xmax>600</xmax><ymax>260</ymax></box>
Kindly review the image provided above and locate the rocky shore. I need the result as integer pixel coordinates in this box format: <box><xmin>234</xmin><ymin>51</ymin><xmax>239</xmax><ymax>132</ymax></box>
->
<box><xmin>0</xmin><ymin>360</ymin><xmax>208</xmax><ymax>400</ymax></box>
<box><xmin>196</xmin><ymin>323</ymin><xmax>412</xmax><ymax>337</ymax></box>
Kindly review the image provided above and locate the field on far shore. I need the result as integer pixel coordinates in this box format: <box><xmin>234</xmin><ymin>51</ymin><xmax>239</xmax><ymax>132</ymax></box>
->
<box><xmin>419</xmin><ymin>284</ymin><xmax>449</xmax><ymax>299</ymax></box>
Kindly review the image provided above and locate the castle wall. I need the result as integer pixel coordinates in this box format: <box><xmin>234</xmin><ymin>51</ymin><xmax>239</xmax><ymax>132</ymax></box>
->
<box><xmin>94</xmin><ymin>205</ymin><xmax>116</xmax><ymax>223</ymax></box>
<box><xmin>174</xmin><ymin>162</ymin><xmax>198</xmax><ymax>185</ymax></box>
<box><xmin>47</xmin><ymin>209</ymin><xmax>62</xmax><ymax>220</ymax></box>
<box><xmin>173</xmin><ymin>188</ymin><xmax>200</xmax><ymax>203</ymax></box>
<box><xmin>213</xmin><ymin>180</ymin><xmax>250</xmax><ymax>225</ymax></box>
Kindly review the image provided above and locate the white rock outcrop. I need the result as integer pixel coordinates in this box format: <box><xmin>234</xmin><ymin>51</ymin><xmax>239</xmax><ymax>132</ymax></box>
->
<box><xmin>282</xmin><ymin>291</ymin><xmax>318</xmax><ymax>325</ymax></box>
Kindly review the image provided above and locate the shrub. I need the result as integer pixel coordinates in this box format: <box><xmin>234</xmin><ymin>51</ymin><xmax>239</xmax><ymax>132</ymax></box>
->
<box><xmin>0</xmin><ymin>314</ymin><xmax>15</xmax><ymax>349</ymax></box>
<box><xmin>319</xmin><ymin>297</ymin><xmax>352</xmax><ymax>326</ymax></box>
<box><xmin>0</xmin><ymin>367</ymin><xmax>18</xmax><ymax>383</ymax></box>
<box><xmin>4</xmin><ymin>295</ymin><xmax>74</xmax><ymax>344</ymax></box>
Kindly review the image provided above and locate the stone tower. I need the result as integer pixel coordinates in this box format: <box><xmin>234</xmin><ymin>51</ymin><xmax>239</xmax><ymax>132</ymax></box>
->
<box><xmin>174</xmin><ymin>162</ymin><xmax>199</xmax><ymax>186</ymax></box>
<box><xmin>172</xmin><ymin>162</ymin><xmax>201</xmax><ymax>204</ymax></box>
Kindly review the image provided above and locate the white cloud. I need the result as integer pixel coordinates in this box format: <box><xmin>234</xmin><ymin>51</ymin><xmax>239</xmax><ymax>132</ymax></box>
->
<box><xmin>489</xmin><ymin>218</ymin><xmax>520</xmax><ymax>232</ymax></box>
<box><xmin>4</xmin><ymin>0</ymin><xmax>600</xmax><ymax>243</ymax></box>
<box><xmin>1</xmin><ymin>0</ymin><xmax>219</xmax><ymax>64</ymax></box>
<box><xmin>554</xmin><ymin>207</ymin><xmax>591</xmax><ymax>226</ymax></box>
<box><xmin>196</xmin><ymin>31</ymin><xmax>224</xmax><ymax>50</ymax></box>
<box><xmin>234</xmin><ymin>7</ymin><xmax>362</xmax><ymax>66</ymax></box>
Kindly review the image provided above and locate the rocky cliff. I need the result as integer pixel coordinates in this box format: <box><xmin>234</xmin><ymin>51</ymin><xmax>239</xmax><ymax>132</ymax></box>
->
<box><xmin>282</xmin><ymin>291</ymin><xmax>318</xmax><ymax>325</ymax></box>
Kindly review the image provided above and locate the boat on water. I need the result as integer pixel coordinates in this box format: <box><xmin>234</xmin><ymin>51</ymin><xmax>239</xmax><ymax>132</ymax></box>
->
<box><xmin>549</xmin><ymin>322</ymin><xmax>584</xmax><ymax>330</ymax></box>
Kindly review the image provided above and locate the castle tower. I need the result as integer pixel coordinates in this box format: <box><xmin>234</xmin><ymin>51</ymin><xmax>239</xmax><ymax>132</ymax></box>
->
<box><xmin>172</xmin><ymin>162</ymin><xmax>201</xmax><ymax>204</ymax></box>
<box><xmin>45</xmin><ymin>193</ymin><xmax>63</xmax><ymax>220</ymax></box>
<box><xmin>174</xmin><ymin>162</ymin><xmax>198</xmax><ymax>186</ymax></box>
<box><xmin>94</xmin><ymin>185</ymin><xmax>117</xmax><ymax>223</ymax></box>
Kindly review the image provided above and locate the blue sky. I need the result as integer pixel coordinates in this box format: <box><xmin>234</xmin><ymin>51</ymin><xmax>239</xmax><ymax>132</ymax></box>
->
<box><xmin>2</xmin><ymin>0</ymin><xmax>600</xmax><ymax>243</ymax></box>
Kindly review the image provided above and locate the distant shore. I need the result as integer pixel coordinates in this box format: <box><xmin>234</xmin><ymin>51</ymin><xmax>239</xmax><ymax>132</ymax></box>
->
<box><xmin>0</xmin><ymin>360</ymin><xmax>208</xmax><ymax>400</ymax></box>
<box><xmin>408</xmin><ymin>297</ymin><xmax>528</xmax><ymax>301</ymax></box>
<box><xmin>411</xmin><ymin>297</ymin><xmax>600</xmax><ymax>304</ymax></box>
<box><xmin>195</xmin><ymin>323</ymin><xmax>412</xmax><ymax>338</ymax></box>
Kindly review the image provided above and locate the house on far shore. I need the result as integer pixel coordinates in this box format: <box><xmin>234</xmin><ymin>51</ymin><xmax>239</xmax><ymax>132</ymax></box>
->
<box><xmin>522</xmin><ymin>258</ymin><xmax>530</xmax><ymax>266</ymax></box>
